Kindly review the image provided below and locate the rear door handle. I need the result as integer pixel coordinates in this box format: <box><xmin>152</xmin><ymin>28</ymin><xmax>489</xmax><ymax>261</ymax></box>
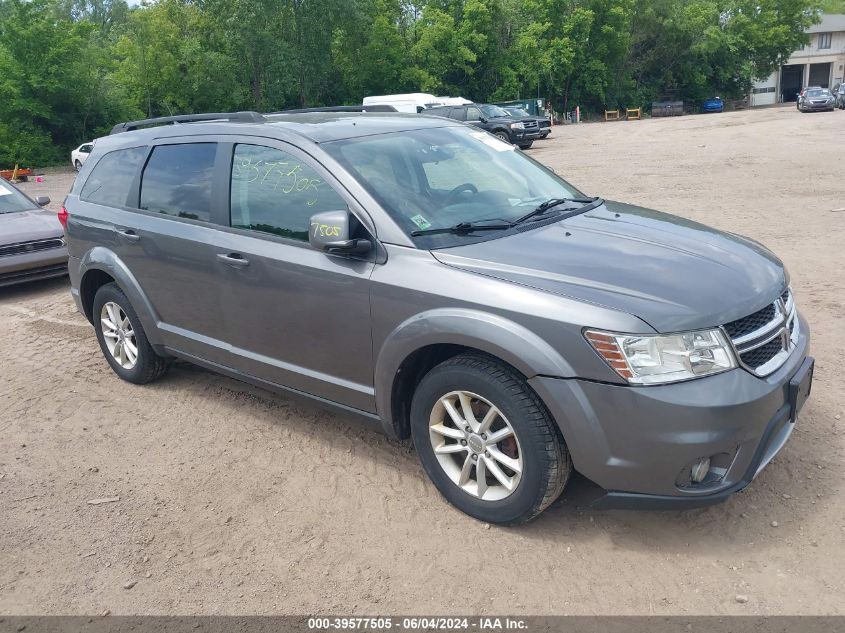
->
<box><xmin>217</xmin><ymin>253</ymin><xmax>250</xmax><ymax>267</ymax></box>
<box><xmin>116</xmin><ymin>228</ymin><xmax>140</xmax><ymax>242</ymax></box>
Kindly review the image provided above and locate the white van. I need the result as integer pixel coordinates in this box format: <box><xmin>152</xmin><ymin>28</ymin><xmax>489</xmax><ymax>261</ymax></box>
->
<box><xmin>436</xmin><ymin>96</ymin><xmax>473</xmax><ymax>106</ymax></box>
<box><xmin>362</xmin><ymin>93</ymin><xmax>446</xmax><ymax>114</ymax></box>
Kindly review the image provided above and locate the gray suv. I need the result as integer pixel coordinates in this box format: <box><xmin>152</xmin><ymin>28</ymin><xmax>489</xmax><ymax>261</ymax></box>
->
<box><xmin>63</xmin><ymin>110</ymin><xmax>813</xmax><ymax>524</ymax></box>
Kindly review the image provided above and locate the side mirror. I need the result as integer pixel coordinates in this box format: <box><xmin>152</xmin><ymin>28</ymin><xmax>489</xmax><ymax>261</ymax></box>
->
<box><xmin>309</xmin><ymin>210</ymin><xmax>371</xmax><ymax>256</ymax></box>
<box><xmin>478</xmin><ymin>116</ymin><xmax>488</xmax><ymax>123</ymax></box>
<box><xmin>35</xmin><ymin>196</ymin><xmax>50</xmax><ymax>207</ymax></box>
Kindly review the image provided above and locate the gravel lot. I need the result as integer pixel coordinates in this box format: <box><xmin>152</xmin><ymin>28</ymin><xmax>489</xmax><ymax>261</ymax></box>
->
<box><xmin>1</xmin><ymin>105</ymin><xmax>843</xmax><ymax>615</ymax></box>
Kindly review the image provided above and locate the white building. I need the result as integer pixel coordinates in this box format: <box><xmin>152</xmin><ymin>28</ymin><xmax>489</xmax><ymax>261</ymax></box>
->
<box><xmin>750</xmin><ymin>14</ymin><xmax>845</xmax><ymax>105</ymax></box>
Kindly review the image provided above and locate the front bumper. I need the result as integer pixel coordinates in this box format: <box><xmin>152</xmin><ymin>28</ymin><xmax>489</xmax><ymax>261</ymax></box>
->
<box><xmin>529</xmin><ymin>313</ymin><xmax>811</xmax><ymax>508</ymax></box>
<box><xmin>802</xmin><ymin>102</ymin><xmax>834</xmax><ymax>110</ymax></box>
<box><xmin>0</xmin><ymin>248</ymin><xmax>68</xmax><ymax>287</ymax></box>
<box><xmin>512</xmin><ymin>128</ymin><xmax>541</xmax><ymax>142</ymax></box>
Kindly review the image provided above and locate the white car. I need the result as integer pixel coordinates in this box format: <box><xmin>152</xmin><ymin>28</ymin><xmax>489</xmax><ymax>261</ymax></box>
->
<box><xmin>71</xmin><ymin>143</ymin><xmax>94</xmax><ymax>170</ymax></box>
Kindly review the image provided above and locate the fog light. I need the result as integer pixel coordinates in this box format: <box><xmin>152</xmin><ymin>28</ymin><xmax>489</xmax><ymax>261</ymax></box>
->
<box><xmin>690</xmin><ymin>457</ymin><xmax>711</xmax><ymax>483</ymax></box>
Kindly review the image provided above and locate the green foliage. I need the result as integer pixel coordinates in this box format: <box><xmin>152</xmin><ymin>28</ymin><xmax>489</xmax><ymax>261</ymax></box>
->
<box><xmin>0</xmin><ymin>0</ymin><xmax>824</xmax><ymax>166</ymax></box>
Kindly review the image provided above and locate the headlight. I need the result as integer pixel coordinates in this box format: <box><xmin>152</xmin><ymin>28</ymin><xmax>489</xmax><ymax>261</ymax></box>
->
<box><xmin>510</xmin><ymin>122</ymin><xmax>525</xmax><ymax>129</ymax></box>
<box><xmin>584</xmin><ymin>328</ymin><xmax>737</xmax><ymax>385</ymax></box>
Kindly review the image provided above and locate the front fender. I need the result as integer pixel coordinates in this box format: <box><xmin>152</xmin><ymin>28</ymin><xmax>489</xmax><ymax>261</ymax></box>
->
<box><xmin>374</xmin><ymin>307</ymin><xmax>576</xmax><ymax>424</ymax></box>
<box><xmin>78</xmin><ymin>247</ymin><xmax>163</xmax><ymax>347</ymax></box>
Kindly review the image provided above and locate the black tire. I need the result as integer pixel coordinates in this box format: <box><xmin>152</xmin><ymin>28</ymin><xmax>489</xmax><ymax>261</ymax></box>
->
<box><xmin>410</xmin><ymin>353</ymin><xmax>570</xmax><ymax>524</ymax></box>
<box><xmin>493</xmin><ymin>130</ymin><xmax>512</xmax><ymax>144</ymax></box>
<box><xmin>92</xmin><ymin>282</ymin><xmax>168</xmax><ymax>384</ymax></box>
<box><xmin>518</xmin><ymin>141</ymin><xmax>533</xmax><ymax>150</ymax></box>
<box><xmin>74</xmin><ymin>160</ymin><xmax>82</xmax><ymax>171</ymax></box>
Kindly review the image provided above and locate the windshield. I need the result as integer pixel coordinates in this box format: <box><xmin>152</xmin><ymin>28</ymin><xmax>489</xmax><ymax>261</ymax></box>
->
<box><xmin>479</xmin><ymin>104</ymin><xmax>510</xmax><ymax>118</ymax></box>
<box><xmin>323</xmin><ymin>126</ymin><xmax>583</xmax><ymax>247</ymax></box>
<box><xmin>508</xmin><ymin>108</ymin><xmax>531</xmax><ymax>117</ymax></box>
<box><xmin>0</xmin><ymin>180</ymin><xmax>36</xmax><ymax>214</ymax></box>
<box><xmin>807</xmin><ymin>89</ymin><xmax>830</xmax><ymax>98</ymax></box>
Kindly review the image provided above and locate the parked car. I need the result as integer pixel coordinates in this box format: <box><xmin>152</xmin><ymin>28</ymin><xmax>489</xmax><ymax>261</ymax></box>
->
<box><xmin>362</xmin><ymin>93</ymin><xmax>446</xmax><ymax>114</ymax></box>
<box><xmin>63</xmin><ymin>110</ymin><xmax>812</xmax><ymax>524</ymax></box>
<box><xmin>503</xmin><ymin>107</ymin><xmax>551</xmax><ymax>138</ymax></box>
<box><xmin>702</xmin><ymin>97</ymin><xmax>724</xmax><ymax>113</ymax></box>
<box><xmin>795</xmin><ymin>86</ymin><xmax>821</xmax><ymax>109</ymax></box>
<box><xmin>71</xmin><ymin>142</ymin><xmax>94</xmax><ymax>170</ymax></box>
<box><xmin>425</xmin><ymin>103</ymin><xmax>540</xmax><ymax>149</ymax></box>
<box><xmin>798</xmin><ymin>88</ymin><xmax>835</xmax><ymax>112</ymax></box>
<box><xmin>0</xmin><ymin>178</ymin><xmax>67</xmax><ymax>286</ymax></box>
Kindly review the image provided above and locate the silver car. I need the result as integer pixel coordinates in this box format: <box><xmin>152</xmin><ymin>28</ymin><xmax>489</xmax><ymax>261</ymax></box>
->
<box><xmin>798</xmin><ymin>88</ymin><xmax>835</xmax><ymax>112</ymax></box>
<box><xmin>0</xmin><ymin>178</ymin><xmax>67</xmax><ymax>286</ymax></box>
<box><xmin>63</xmin><ymin>110</ymin><xmax>813</xmax><ymax>524</ymax></box>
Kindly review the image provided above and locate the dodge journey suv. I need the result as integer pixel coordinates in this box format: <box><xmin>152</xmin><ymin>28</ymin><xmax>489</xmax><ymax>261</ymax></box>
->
<box><xmin>63</xmin><ymin>109</ymin><xmax>813</xmax><ymax>524</ymax></box>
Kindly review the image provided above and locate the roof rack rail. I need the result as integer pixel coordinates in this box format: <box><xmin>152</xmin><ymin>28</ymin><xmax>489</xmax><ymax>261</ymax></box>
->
<box><xmin>110</xmin><ymin>111</ymin><xmax>265</xmax><ymax>135</ymax></box>
<box><xmin>271</xmin><ymin>105</ymin><xmax>397</xmax><ymax>115</ymax></box>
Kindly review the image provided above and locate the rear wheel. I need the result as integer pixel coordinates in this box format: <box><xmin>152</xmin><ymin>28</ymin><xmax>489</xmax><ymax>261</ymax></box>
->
<box><xmin>93</xmin><ymin>283</ymin><xmax>168</xmax><ymax>384</ymax></box>
<box><xmin>410</xmin><ymin>353</ymin><xmax>570</xmax><ymax>524</ymax></box>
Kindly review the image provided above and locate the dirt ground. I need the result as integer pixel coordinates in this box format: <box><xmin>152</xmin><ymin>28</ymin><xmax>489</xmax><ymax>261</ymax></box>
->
<box><xmin>1</xmin><ymin>105</ymin><xmax>843</xmax><ymax>616</ymax></box>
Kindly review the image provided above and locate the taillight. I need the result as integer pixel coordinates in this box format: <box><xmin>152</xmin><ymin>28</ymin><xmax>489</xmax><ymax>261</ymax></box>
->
<box><xmin>58</xmin><ymin>206</ymin><xmax>69</xmax><ymax>229</ymax></box>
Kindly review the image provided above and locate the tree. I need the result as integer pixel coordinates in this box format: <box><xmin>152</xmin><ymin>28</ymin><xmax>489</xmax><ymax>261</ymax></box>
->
<box><xmin>0</xmin><ymin>0</ymin><xmax>134</xmax><ymax>165</ymax></box>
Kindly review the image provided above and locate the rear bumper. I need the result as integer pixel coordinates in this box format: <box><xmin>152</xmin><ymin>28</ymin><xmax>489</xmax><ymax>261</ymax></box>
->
<box><xmin>529</xmin><ymin>313</ymin><xmax>811</xmax><ymax>508</ymax></box>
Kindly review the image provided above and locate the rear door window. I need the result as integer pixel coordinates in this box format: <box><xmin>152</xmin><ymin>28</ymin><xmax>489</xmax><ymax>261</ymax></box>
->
<box><xmin>140</xmin><ymin>143</ymin><xmax>216</xmax><ymax>222</ymax></box>
<box><xmin>80</xmin><ymin>146</ymin><xmax>147</xmax><ymax>207</ymax></box>
<box><xmin>230</xmin><ymin>144</ymin><xmax>347</xmax><ymax>241</ymax></box>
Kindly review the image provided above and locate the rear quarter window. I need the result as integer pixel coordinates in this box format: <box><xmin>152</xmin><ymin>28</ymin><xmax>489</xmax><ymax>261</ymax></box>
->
<box><xmin>80</xmin><ymin>147</ymin><xmax>147</xmax><ymax>207</ymax></box>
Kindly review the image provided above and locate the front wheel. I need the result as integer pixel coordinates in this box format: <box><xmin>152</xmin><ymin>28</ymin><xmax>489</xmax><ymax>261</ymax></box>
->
<box><xmin>493</xmin><ymin>131</ymin><xmax>512</xmax><ymax>144</ymax></box>
<box><xmin>410</xmin><ymin>353</ymin><xmax>571</xmax><ymax>524</ymax></box>
<box><xmin>74</xmin><ymin>160</ymin><xmax>82</xmax><ymax>171</ymax></box>
<box><xmin>93</xmin><ymin>283</ymin><xmax>168</xmax><ymax>384</ymax></box>
<box><xmin>518</xmin><ymin>141</ymin><xmax>533</xmax><ymax>150</ymax></box>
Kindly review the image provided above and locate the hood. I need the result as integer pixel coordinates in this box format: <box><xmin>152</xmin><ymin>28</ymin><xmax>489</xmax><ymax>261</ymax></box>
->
<box><xmin>0</xmin><ymin>208</ymin><xmax>64</xmax><ymax>245</ymax></box>
<box><xmin>433</xmin><ymin>201</ymin><xmax>786</xmax><ymax>332</ymax></box>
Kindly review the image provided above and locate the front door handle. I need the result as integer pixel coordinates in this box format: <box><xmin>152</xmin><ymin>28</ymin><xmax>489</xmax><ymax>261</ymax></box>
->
<box><xmin>217</xmin><ymin>253</ymin><xmax>250</xmax><ymax>267</ymax></box>
<box><xmin>116</xmin><ymin>228</ymin><xmax>140</xmax><ymax>242</ymax></box>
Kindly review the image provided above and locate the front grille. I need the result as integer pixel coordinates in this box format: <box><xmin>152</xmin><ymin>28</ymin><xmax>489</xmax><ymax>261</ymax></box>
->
<box><xmin>523</xmin><ymin>121</ymin><xmax>539</xmax><ymax>130</ymax></box>
<box><xmin>723</xmin><ymin>304</ymin><xmax>776</xmax><ymax>338</ymax></box>
<box><xmin>741</xmin><ymin>338</ymin><xmax>783</xmax><ymax>369</ymax></box>
<box><xmin>0</xmin><ymin>238</ymin><xmax>65</xmax><ymax>258</ymax></box>
<box><xmin>724</xmin><ymin>288</ymin><xmax>798</xmax><ymax>376</ymax></box>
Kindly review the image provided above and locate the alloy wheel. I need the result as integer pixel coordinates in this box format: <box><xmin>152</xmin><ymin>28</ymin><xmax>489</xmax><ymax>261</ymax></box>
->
<box><xmin>100</xmin><ymin>301</ymin><xmax>138</xmax><ymax>369</ymax></box>
<box><xmin>428</xmin><ymin>390</ymin><xmax>523</xmax><ymax>501</ymax></box>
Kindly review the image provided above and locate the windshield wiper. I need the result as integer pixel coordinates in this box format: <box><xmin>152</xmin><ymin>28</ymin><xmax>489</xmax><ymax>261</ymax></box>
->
<box><xmin>410</xmin><ymin>220</ymin><xmax>514</xmax><ymax>237</ymax></box>
<box><xmin>512</xmin><ymin>196</ymin><xmax>601</xmax><ymax>225</ymax></box>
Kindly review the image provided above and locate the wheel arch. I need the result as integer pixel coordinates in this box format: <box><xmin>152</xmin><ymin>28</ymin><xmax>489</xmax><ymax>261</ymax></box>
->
<box><xmin>78</xmin><ymin>247</ymin><xmax>163</xmax><ymax>346</ymax></box>
<box><xmin>374</xmin><ymin>308</ymin><xmax>575</xmax><ymax>439</ymax></box>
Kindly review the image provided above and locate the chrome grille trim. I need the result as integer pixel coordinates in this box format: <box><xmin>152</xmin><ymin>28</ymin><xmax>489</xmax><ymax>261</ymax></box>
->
<box><xmin>0</xmin><ymin>237</ymin><xmax>65</xmax><ymax>258</ymax></box>
<box><xmin>724</xmin><ymin>288</ymin><xmax>798</xmax><ymax>377</ymax></box>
